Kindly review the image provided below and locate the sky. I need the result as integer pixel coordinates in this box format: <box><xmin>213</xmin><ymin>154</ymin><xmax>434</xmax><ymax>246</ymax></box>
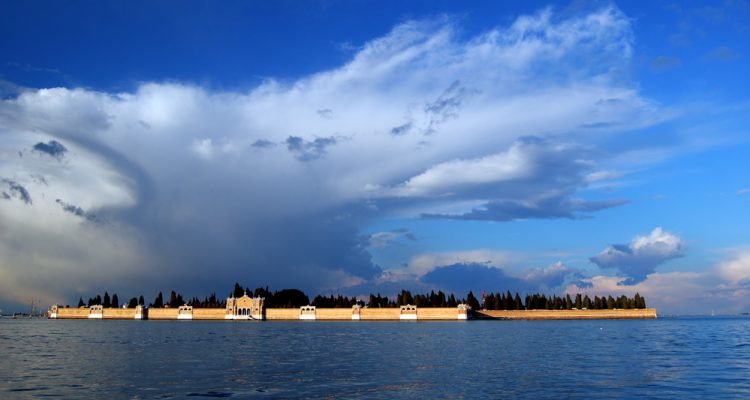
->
<box><xmin>0</xmin><ymin>0</ymin><xmax>749</xmax><ymax>315</ymax></box>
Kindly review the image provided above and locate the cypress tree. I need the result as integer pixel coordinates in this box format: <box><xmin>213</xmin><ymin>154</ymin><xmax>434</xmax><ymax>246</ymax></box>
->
<box><xmin>514</xmin><ymin>293</ymin><xmax>524</xmax><ymax>310</ymax></box>
<box><xmin>138</xmin><ymin>295</ymin><xmax>145</xmax><ymax>306</ymax></box>
<box><xmin>232</xmin><ymin>283</ymin><xmax>244</xmax><ymax>298</ymax></box>
<box><xmin>153</xmin><ymin>292</ymin><xmax>164</xmax><ymax>308</ymax></box>
<box><xmin>103</xmin><ymin>292</ymin><xmax>111</xmax><ymax>308</ymax></box>
<box><xmin>507</xmin><ymin>293</ymin><xmax>516</xmax><ymax>310</ymax></box>
<box><xmin>635</xmin><ymin>293</ymin><xmax>647</xmax><ymax>309</ymax></box>
<box><xmin>574</xmin><ymin>293</ymin><xmax>582</xmax><ymax>309</ymax></box>
<box><xmin>112</xmin><ymin>294</ymin><xmax>119</xmax><ymax>308</ymax></box>
<box><xmin>583</xmin><ymin>295</ymin><xmax>592</xmax><ymax>310</ymax></box>
<box><xmin>466</xmin><ymin>291</ymin><xmax>481</xmax><ymax>310</ymax></box>
<box><xmin>77</xmin><ymin>297</ymin><xmax>85</xmax><ymax>307</ymax></box>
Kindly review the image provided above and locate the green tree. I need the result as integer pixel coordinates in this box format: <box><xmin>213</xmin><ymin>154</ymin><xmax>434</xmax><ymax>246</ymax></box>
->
<box><xmin>152</xmin><ymin>292</ymin><xmax>164</xmax><ymax>308</ymax></box>
<box><xmin>635</xmin><ymin>293</ymin><xmax>647</xmax><ymax>309</ymax></box>
<box><xmin>466</xmin><ymin>291</ymin><xmax>481</xmax><ymax>310</ymax></box>
<box><xmin>103</xmin><ymin>292</ymin><xmax>111</xmax><ymax>308</ymax></box>
<box><xmin>112</xmin><ymin>294</ymin><xmax>119</xmax><ymax>308</ymax></box>
<box><xmin>448</xmin><ymin>294</ymin><xmax>457</xmax><ymax>307</ymax></box>
<box><xmin>583</xmin><ymin>295</ymin><xmax>592</xmax><ymax>310</ymax></box>
<box><xmin>233</xmin><ymin>282</ymin><xmax>244</xmax><ymax>298</ymax></box>
<box><xmin>77</xmin><ymin>297</ymin><xmax>85</xmax><ymax>307</ymax></box>
<box><xmin>574</xmin><ymin>293</ymin><xmax>582</xmax><ymax>309</ymax></box>
<box><xmin>128</xmin><ymin>297</ymin><xmax>138</xmax><ymax>308</ymax></box>
<box><xmin>514</xmin><ymin>293</ymin><xmax>524</xmax><ymax>311</ymax></box>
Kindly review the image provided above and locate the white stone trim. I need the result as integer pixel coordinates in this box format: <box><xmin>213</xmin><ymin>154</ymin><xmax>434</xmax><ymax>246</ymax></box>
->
<box><xmin>88</xmin><ymin>313</ymin><xmax>103</xmax><ymax>319</ymax></box>
<box><xmin>225</xmin><ymin>314</ymin><xmax>262</xmax><ymax>320</ymax></box>
<box><xmin>299</xmin><ymin>314</ymin><xmax>316</xmax><ymax>320</ymax></box>
<box><xmin>457</xmin><ymin>313</ymin><xmax>468</xmax><ymax>320</ymax></box>
<box><xmin>399</xmin><ymin>314</ymin><xmax>418</xmax><ymax>320</ymax></box>
<box><xmin>351</xmin><ymin>314</ymin><xmax>360</xmax><ymax>320</ymax></box>
<box><xmin>177</xmin><ymin>314</ymin><xmax>193</xmax><ymax>320</ymax></box>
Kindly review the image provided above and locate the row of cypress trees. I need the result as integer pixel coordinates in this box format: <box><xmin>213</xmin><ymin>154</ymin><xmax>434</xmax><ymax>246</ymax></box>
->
<box><xmin>482</xmin><ymin>292</ymin><xmax>647</xmax><ymax>310</ymax></box>
<box><xmin>76</xmin><ymin>284</ymin><xmax>646</xmax><ymax>310</ymax></box>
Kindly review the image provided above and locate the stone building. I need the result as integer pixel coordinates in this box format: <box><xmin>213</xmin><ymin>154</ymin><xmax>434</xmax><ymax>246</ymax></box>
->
<box><xmin>225</xmin><ymin>293</ymin><xmax>264</xmax><ymax>320</ymax></box>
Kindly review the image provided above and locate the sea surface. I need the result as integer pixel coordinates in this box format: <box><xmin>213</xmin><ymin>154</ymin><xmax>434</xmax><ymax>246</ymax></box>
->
<box><xmin>1</xmin><ymin>316</ymin><xmax>750</xmax><ymax>399</ymax></box>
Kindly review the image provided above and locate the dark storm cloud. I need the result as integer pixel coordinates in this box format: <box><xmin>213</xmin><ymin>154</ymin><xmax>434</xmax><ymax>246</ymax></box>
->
<box><xmin>422</xmin><ymin>263</ymin><xmax>531</xmax><ymax>294</ymax></box>
<box><xmin>32</xmin><ymin>140</ymin><xmax>67</xmax><ymax>159</ymax></box>
<box><xmin>55</xmin><ymin>199</ymin><xmax>97</xmax><ymax>222</ymax></box>
<box><xmin>285</xmin><ymin>136</ymin><xmax>338</xmax><ymax>161</ymax></box>
<box><xmin>251</xmin><ymin>139</ymin><xmax>275</xmax><ymax>149</ymax></box>
<box><xmin>390</xmin><ymin>122</ymin><xmax>412</xmax><ymax>136</ymax></box>
<box><xmin>1</xmin><ymin>179</ymin><xmax>32</xmax><ymax>204</ymax></box>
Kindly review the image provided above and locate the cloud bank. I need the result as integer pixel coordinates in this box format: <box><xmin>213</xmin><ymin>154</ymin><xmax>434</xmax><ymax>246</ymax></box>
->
<box><xmin>0</xmin><ymin>6</ymin><xmax>658</xmax><ymax>307</ymax></box>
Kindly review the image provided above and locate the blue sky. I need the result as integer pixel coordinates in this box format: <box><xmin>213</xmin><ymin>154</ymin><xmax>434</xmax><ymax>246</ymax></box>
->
<box><xmin>1</xmin><ymin>1</ymin><xmax>749</xmax><ymax>314</ymax></box>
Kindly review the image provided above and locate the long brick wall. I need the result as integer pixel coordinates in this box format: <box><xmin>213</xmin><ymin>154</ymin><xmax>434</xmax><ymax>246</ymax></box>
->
<box><xmin>146</xmin><ymin>308</ymin><xmax>180</xmax><ymax>320</ymax></box>
<box><xmin>54</xmin><ymin>308</ymin><xmax>90</xmax><ymax>319</ymax></box>
<box><xmin>360</xmin><ymin>308</ymin><xmax>401</xmax><ymax>320</ymax></box>
<box><xmin>192</xmin><ymin>309</ymin><xmax>226</xmax><ymax>320</ymax></box>
<box><xmin>51</xmin><ymin>306</ymin><xmax>657</xmax><ymax>321</ymax></box>
<box><xmin>265</xmin><ymin>308</ymin><xmax>300</xmax><ymax>320</ymax></box>
<box><xmin>474</xmin><ymin>309</ymin><xmax>657</xmax><ymax>320</ymax></box>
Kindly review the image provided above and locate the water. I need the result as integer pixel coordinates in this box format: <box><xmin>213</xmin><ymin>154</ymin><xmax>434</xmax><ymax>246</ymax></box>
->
<box><xmin>2</xmin><ymin>317</ymin><xmax>750</xmax><ymax>399</ymax></box>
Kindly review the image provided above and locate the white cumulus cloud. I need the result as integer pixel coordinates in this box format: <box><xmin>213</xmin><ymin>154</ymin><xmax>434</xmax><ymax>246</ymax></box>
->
<box><xmin>590</xmin><ymin>227</ymin><xmax>684</xmax><ymax>284</ymax></box>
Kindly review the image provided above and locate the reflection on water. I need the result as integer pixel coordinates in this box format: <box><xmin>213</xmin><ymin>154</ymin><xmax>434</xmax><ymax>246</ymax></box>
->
<box><xmin>1</xmin><ymin>317</ymin><xmax>750</xmax><ymax>398</ymax></box>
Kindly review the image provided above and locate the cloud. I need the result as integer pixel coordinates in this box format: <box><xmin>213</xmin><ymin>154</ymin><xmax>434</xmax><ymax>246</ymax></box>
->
<box><xmin>390</xmin><ymin>122</ymin><xmax>412</xmax><ymax>136</ymax></box>
<box><xmin>716</xmin><ymin>250</ymin><xmax>750</xmax><ymax>283</ymax></box>
<box><xmin>55</xmin><ymin>199</ymin><xmax>98</xmax><ymax>222</ymax></box>
<box><xmin>0</xmin><ymin>6</ymin><xmax>660</xmax><ymax>307</ymax></box>
<box><xmin>368</xmin><ymin>228</ymin><xmax>417</xmax><ymax>248</ymax></box>
<box><xmin>32</xmin><ymin>140</ymin><xmax>67</xmax><ymax>159</ymax></box>
<box><xmin>651</xmin><ymin>56</ymin><xmax>682</xmax><ymax>71</ymax></box>
<box><xmin>381</xmin><ymin>137</ymin><xmax>627</xmax><ymax>221</ymax></box>
<box><xmin>191</xmin><ymin>138</ymin><xmax>214</xmax><ymax>159</ymax></box>
<box><xmin>422</xmin><ymin>263</ymin><xmax>529</xmax><ymax>295</ymax></box>
<box><xmin>285</xmin><ymin>136</ymin><xmax>338</xmax><ymax>161</ymax></box>
<box><xmin>317</xmin><ymin>109</ymin><xmax>333</xmax><ymax>119</ymax></box>
<box><xmin>522</xmin><ymin>261</ymin><xmax>587</xmax><ymax>289</ymax></box>
<box><xmin>590</xmin><ymin>227</ymin><xmax>684</xmax><ymax>284</ymax></box>
<box><xmin>417</xmin><ymin>260</ymin><xmax>584</xmax><ymax>295</ymax></box>
<box><xmin>251</xmin><ymin>139</ymin><xmax>275</xmax><ymax>149</ymax></box>
<box><xmin>585</xmin><ymin>170</ymin><xmax>624</xmax><ymax>183</ymax></box>
<box><xmin>424</xmin><ymin>197</ymin><xmax>627</xmax><ymax>221</ymax></box>
<box><xmin>706</xmin><ymin>46</ymin><xmax>740</xmax><ymax>61</ymax></box>
<box><xmin>737</xmin><ymin>188</ymin><xmax>749</xmax><ymax>196</ymax></box>
<box><xmin>1</xmin><ymin>179</ymin><xmax>32</xmax><ymax>204</ymax></box>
